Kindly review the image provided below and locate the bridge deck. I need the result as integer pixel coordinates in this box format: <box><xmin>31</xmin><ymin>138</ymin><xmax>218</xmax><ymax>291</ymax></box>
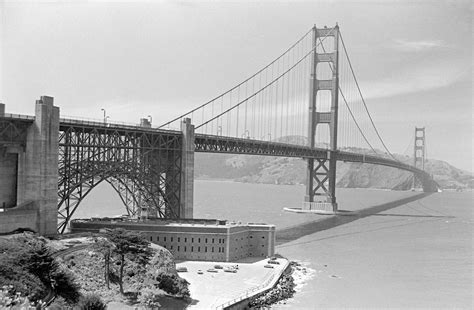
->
<box><xmin>194</xmin><ymin>134</ymin><xmax>426</xmax><ymax>175</ymax></box>
<box><xmin>0</xmin><ymin>113</ymin><xmax>432</xmax><ymax>185</ymax></box>
<box><xmin>59</xmin><ymin>117</ymin><xmax>181</xmax><ymax>136</ymax></box>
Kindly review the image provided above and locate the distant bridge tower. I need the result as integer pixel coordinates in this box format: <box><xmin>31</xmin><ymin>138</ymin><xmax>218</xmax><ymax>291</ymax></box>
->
<box><xmin>412</xmin><ymin>127</ymin><xmax>426</xmax><ymax>189</ymax></box>
<box><xmin>305</xmin><ymin>25</ymin><xmax>340</xmax><ymax>212</ymax></box>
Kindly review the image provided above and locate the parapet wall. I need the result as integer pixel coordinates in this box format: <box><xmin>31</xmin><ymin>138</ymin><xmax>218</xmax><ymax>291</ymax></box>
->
<box><xmin>0</xmin><ymin>201</ymin><xmax>38</xmax><ymax>234</ymax></box>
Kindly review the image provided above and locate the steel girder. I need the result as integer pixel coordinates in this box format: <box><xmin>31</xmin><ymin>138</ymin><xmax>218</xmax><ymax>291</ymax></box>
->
<box><xmin>194</xmin><ymin>134</ymin><xmax>328</xmax><ymax>158</ymax></box>
<box><xmin>57</xmin><ymin>123</ymin><xmax>182</xmax><ymax>233</ymax></box>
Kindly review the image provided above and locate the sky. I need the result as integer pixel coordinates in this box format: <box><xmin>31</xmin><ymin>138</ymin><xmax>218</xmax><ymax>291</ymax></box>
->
<box><xmin>0</xmin><ymin>0</ymin><xmax>472</xmax><ymax>172</ymax></box>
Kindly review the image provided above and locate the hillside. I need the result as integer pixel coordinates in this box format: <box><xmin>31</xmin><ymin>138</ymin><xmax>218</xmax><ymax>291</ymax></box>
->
<box><xmin>195</xmin><ymin>142</ymin><xmax>472</xmax><ymax>190</ymax></box>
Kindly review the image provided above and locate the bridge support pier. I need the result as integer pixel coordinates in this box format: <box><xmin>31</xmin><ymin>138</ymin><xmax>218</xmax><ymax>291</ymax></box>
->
<box><xmin>180</xmin><ymin>118</ymin><xmax>194</xmax><ymax>218</ymax></box>
<box><xmin>12</xmin><ymin>97</ymin><xmax>59</xmax><ymax>235</ymax></box>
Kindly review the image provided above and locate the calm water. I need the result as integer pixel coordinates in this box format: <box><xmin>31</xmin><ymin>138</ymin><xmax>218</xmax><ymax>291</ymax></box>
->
<box><xmin>78</xmin><ymin>180</ymin><xmax>473</xmax><ymax>309</ymax></box>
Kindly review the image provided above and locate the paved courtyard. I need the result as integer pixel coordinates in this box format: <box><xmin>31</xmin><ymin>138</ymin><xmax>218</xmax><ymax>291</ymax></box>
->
<box><xmin>177</xmin><ymin>257</ymin><xmax>288</xmax><ymax>309</ymax></box>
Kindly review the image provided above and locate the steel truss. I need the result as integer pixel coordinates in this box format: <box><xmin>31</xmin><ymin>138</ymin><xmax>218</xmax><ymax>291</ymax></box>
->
<box><xmin>57</xmin><ymin>123</ymin><xmax>182</xmax><ymax>233</ymax></box>
<box><xmin>194</xmin><ymin>134</ymin><xmax>328</xmax><ymax>158</ymax></box>
<box><xmin>194</xmin><ymin>133</ymin><xmax>437</xmax><ymax>192</ymax></box>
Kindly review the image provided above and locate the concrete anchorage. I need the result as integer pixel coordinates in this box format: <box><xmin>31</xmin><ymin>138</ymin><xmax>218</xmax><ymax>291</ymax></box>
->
<box><xmin>0</xmin><ymin>96</ymin><xmax>59</xmax><ymax>235</ymax></box>
<box><xmin>180</xmin><ymin>118</ymin><xmax>194</xmax><ymax>219</ymax></box>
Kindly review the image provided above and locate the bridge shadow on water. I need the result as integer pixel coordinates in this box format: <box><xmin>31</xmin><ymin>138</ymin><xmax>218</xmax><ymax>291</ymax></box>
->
<box><xmin>276</xmin><ymin>192</ymin><xmax>451</xmax><ymax>247</ymax></box>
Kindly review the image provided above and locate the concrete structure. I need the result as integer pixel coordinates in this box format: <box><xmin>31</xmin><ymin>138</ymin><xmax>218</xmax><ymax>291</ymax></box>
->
<box><xmin>180</xmin><ymin>118</ymin><xmax>194</xmax><ymax>219</ymax></box>
<box><xmin>0</xmin><ymin>97</ymin><xmax>59</xmax><ymax>235</ymax></box>
<box><xmin>0</xmin><ymin>201</ymin><xmax>39</xmax><ymax>234</ymax></box>
<box><xmin>176</xmin><ymin>258</ymin><xmax>289</xmax><ymax>309</ymax></box>
<box><xmin>70</xmin><ymin>218</ymin><xmax>275</xmax><ymax>262</ymax></box>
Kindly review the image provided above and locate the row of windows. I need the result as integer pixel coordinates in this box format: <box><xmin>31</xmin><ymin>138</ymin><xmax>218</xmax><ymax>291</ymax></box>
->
<box><xmin>163</xmin><ymin>244</ymin><xmax>226</xmax><ymax>253</ymax></box>
<box><xmin>234</xmin><ymin>236</ymin><xmax>265</xmax><ymax>242</ymax></box>
<box><xmin>149</xmin><ymin>235</ymin><xmax>225</xmax><ymax>244</ymax></box>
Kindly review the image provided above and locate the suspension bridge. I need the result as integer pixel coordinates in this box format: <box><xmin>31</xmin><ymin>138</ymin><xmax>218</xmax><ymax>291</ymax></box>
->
<box><xmin>0</xmin><ymin>25</ymin><xmax>438</xmax><ymax>235</ymax></box>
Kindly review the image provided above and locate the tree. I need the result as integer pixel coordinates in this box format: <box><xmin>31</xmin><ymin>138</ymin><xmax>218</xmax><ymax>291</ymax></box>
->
<box><xmin>105</xmin><ymin>228</ymin><xmax>152</xmax><ymax>294</ymax></box>
<box><xmin>91</xmin><ymin>237</ymin><xmax>114</xmax><ymax>289</ymax></box>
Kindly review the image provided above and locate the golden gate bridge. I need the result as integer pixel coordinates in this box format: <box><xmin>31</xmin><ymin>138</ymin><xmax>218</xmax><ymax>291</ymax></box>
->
<box><xmin>0</xmin><ymin>25</ymin><xmax>438</xmax><ymax>234</ymax></box>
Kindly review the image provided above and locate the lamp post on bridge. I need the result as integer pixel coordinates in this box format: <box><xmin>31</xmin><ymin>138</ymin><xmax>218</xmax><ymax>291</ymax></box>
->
<box><xmin>101</xmin><ymin>108</ymin><xmax>108</xmax><ymax>124</ymax></box>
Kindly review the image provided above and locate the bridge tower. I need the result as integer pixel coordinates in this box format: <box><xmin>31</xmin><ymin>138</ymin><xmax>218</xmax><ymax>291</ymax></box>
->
<box><xmin>305</xmin><ymin>25</ymin><xmax>339</xmax><ymax>212</ymax></box>
<box><xmin>412</xmin><ymin>127</ymin><xmax>426</xmax><ymax>189</ymax></box>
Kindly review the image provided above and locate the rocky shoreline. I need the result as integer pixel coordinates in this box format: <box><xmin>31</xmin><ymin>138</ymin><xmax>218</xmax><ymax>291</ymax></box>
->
<box><xmin>247</xmin><ymin>261</ymin><xmax>307</xmax><ymax>309</ymax></box>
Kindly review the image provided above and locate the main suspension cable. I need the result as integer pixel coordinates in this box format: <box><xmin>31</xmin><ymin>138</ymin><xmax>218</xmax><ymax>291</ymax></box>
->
<box><xmin>196</xmin><ymin>27</ymin><xmax>336</xmax><ymax>130</ymax></box>
<box><xmin>339</xmin><ymin>31</ymin><xmax>399</xmax><ymax>161</ymax></box>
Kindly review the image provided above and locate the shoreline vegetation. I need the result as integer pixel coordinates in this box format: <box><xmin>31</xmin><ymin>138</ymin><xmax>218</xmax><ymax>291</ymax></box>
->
<box><xmin>0</xmin><ymin>231</ymin><xmax>192</xmax><ymax>309</ymax></box>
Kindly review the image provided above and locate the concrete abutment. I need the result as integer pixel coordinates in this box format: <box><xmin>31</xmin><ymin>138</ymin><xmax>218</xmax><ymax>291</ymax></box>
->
<box><xmin>0</xmin><ymin>96</ymin><xmax>59</xmax><ymax>235</ymax></box>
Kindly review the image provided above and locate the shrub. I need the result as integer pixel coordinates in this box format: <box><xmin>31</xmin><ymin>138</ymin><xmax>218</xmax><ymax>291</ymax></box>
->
<box><xmin>76</xmin><ymin>293</ymin><xmax>107</xmax><ymax>310</ymax></box>
<box><xmin>0</xmin><ymin>263</ymin><xmax>47</xmax><ymax>302</ymax></box>
<box><xmin>48</xmin><ymin>296</ymin><xmax>72</xmax><ymax>310</ymax></box>
<box><xmin>51</xmin><ymin>267</ymin><xmax>81</xmax><ymax>304</ymax></box>
<box><xmin>0</xmin><ymin>285</ymin><xmax>35</xmax><ymax>309</ymax></box>
<box><xmin>138</xmin><ymin>288</ymin><xmax>162</xmax><ymax>309</ymax></box>
<box><xmin>0</xmin><ymin>234</ymin><xmax>81</xmax><ymax>305</ymax></box>
<box><xmin>155</xmin><ymin>272</ymin><xmax>190</xmax><ymax>298</ymax></box>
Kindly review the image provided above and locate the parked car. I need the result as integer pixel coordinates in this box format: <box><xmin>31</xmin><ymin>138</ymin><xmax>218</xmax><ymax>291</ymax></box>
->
<box><xmin>214</xmin><ymin>264</ymin><xmax>223</xmax><ymax>269</ymax></box>
<box><xmin>267</xmin><ymin>260</ymin><xmax>280</xmax><ymax>265</ymax></box>
<box><xmin>197</xmin><ymin>269</ymin><xmax>203</xmax><ymax>274</ymax></box>
<box><xmin>264</xmin><ymin>264</ymin><xmax>274</xmax><ymax>269</ymax></box>
<box><xmin>207</xmin><ymin>268</ymin><xmax>218</xmax><ymax>273</ymax></box>
<box><xmin>224</xmin><ymin>267</ymin><xmax>237</xmax><ymax>273</ymax></box>
<box><xmin>176</xmin><ymin>266</ymin><xmax>188</xmax><ymax>272</ymax></box>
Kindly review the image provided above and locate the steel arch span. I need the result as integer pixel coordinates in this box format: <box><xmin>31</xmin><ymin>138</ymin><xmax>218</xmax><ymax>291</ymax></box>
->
<box><xmin>57</xmin><ymin>121</ymin><xmax>183</xmax><ymax>233</ymax></box>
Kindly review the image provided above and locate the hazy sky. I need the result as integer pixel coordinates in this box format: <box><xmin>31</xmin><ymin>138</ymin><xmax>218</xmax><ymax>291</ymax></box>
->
<box><xmin>0</xmin><ymin>0</ymin><xmax>472</xmax><ymax>171</ymax></box>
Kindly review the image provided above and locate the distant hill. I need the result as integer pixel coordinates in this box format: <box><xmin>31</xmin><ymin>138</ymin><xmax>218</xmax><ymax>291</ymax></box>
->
<box><xmin>195</xmin><ymin>137</ymin><xmax>473</xmax><ymax>190</ymax></box>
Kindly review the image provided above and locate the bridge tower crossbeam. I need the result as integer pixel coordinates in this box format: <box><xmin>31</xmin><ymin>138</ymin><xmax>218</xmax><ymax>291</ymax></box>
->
<box><xmin>305</xmin><ymin>25</ymin><xmax>339</xmax><ymax>212</ymax></box>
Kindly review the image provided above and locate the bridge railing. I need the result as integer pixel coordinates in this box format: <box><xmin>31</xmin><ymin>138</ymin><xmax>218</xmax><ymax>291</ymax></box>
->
<box><xmin>1</xmin><ymin>113</ymin><xmax>35</xmax><ymax>120</ymax></box>
<box><xmin>60</xmin><ymin>115</ymin><xmax>181</xmax><ymax>133</ymax></box>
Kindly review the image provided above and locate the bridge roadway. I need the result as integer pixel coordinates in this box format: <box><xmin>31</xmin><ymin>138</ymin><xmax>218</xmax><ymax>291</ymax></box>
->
<box><xmin>194</xmin><ymin>133</ymin><xmax>428</xmax><ymax>176</ymax></box>
<box><xmin>57</xmin><ymin>115</ymin><xmax>432</xmax><ymax>181</ymax></box>
<box><xmin>2</xmin><ymin>113</ymin><xmax>431</xmax><ymax>182</ymax></box>
<box><xmin>0</xmin><ymin>112</ymin><xmax>438</xmax><ymax>235</ymax></box>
